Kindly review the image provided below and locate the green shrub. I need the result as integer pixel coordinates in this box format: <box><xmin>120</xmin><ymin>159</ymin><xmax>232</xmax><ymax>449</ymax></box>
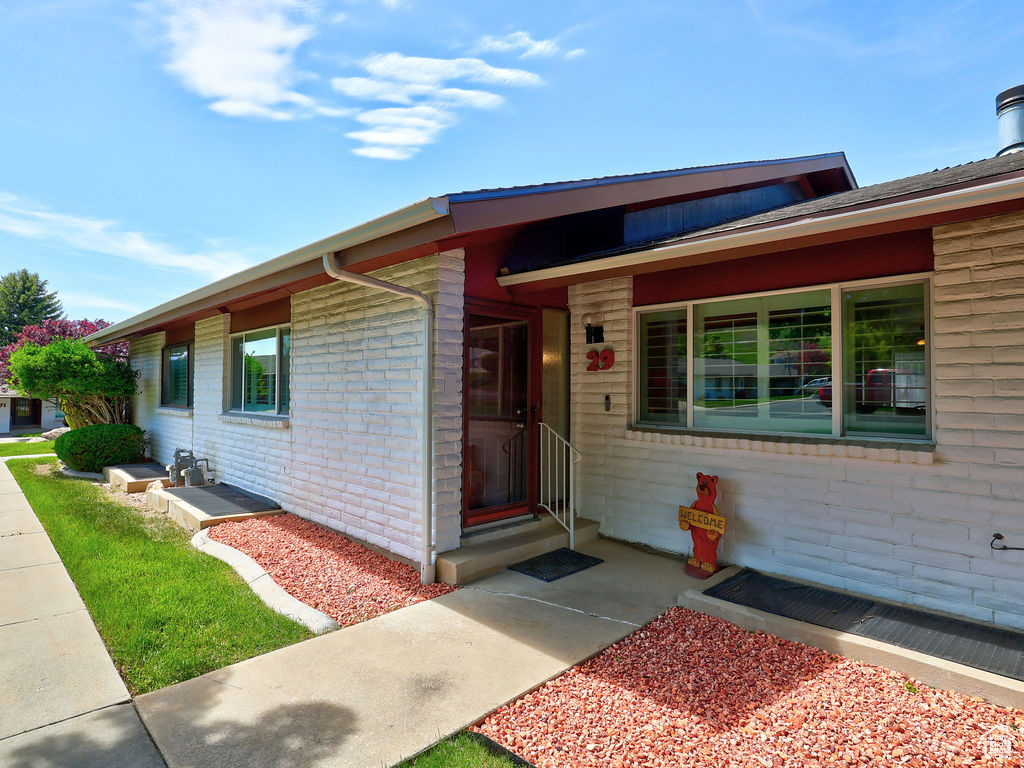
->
<box><xmin>55</xmin><ymin>424</ymin><xmax>145</xmax><ymax>472</ymax></box>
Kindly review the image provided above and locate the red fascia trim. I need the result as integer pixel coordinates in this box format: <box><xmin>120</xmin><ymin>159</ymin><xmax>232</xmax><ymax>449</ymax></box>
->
<box><xmin>633</xmin><ymin>229</ymin><xmax>934</xmax><ymax>306</ymax></box>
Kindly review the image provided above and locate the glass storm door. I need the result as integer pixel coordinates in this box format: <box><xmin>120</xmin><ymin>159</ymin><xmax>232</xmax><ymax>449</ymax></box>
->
<box><xmin>464</xmin><ymin>310</ymin><xmax>535</xmax><ymax>527</ymax></box>
<box><xmin>12</xmin><ymin>398</ymin><xmax>39</xmax><ymax>427</ymax></box>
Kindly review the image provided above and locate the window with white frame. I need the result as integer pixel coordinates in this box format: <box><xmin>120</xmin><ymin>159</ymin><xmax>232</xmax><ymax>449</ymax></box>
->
<box><xmin>229</xmin><ymin>326</ymin><xmax>291</xmax><ymax>414</ymax></box>
<box><xmin>161</xmin><ymin>343</ymin><xmax>193</xmax><ymax>408</ymax></box>
<box><xmin>636</xmin><ymin>277</ymin><xmax>930</xmax><ymax>440</ymax></box>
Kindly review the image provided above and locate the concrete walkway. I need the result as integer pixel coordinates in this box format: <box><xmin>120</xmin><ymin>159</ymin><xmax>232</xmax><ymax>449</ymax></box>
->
<box><xmin>137</xmin><ymin>538</ymin><xmax>714</xmax><ymax>768</ymax></box>
<box><xmin>0</xmin><ymin>454</ymin><xmax>716</xmax><ymax>767</ymax></box>
<box><xmin>0</xmin><ymin>458</ymin><xmax>165</xmax><ymax>767</ymax></box>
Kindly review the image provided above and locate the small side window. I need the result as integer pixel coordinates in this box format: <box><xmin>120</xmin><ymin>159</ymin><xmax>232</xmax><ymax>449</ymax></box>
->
<box><xmin>161</xmin><ymin>343</ymin><xmax>193</xmax><ymax>408</ymax></box>
<box><xmin>230</xmin><ymin>326</ymin><xmax>290</xmax><ymax>415</ymax></box>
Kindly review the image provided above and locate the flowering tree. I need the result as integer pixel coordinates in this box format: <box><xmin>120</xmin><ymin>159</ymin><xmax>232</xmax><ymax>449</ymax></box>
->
<box><xmin>1</xmin><ymin>319</ymin><xmax>133</xmax><ymax>428</ymax></box>
<box><xmin>9</xmin><ymin>339</ymin><xmax>136</xmax><ymax>427</ymax></box>
<box><xmin>0</xmin><ymin>319</ymin><xmax>126</xmax><ymax>382</ymax></box>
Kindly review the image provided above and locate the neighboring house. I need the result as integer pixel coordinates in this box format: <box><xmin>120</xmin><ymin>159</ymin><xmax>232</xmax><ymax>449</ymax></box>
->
<box><xmin>0</xmin><ymin>385</ymin><xmax>64</xmax><ymax>435</ymax></box>
<box><xmin>86</xmin><ymin>93</ymin><xmax>1024</xmax><ymax>631</ymax></box>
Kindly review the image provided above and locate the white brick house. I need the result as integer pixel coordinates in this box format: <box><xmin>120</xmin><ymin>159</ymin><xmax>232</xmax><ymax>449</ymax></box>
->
<box><xmin>87</xmin><ymin>149</ymin><xmax>1024</xmax><ymax>630</ymax></box>
<box><xmin>0</xmin><ymin>385</ymin><xmax>64</xmax><ymax>435</ymax></box>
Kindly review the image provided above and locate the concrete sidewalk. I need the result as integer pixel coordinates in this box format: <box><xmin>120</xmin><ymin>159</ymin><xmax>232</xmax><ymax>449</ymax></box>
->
<box><xmin>0</xmin><ymin>458</ymin><xmax>165</xmax><ymax>767</ymax></box>
<box><xmin>137</xmin><ymin>538</ymin><xmax>710</xmax><ymax>768</ymax></box>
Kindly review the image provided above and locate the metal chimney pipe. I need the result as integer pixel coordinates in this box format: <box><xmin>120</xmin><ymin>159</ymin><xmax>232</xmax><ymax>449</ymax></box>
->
<box><xmin>996</xmin><ymin>85</ymin><xmax>1024</xmax><ymax>156</ymax></box>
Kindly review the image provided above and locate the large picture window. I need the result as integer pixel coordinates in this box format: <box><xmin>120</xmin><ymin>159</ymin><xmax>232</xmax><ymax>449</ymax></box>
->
<box><xmin>636</xmin><ymin>277</ymin><xmax>930</xmax><ymax>440</ymax></box>
<box><xmin>161</xmin><ymin>343</ymin><xmax>193</xmax><ymax>408</ymax></box>
<box><xmin>230</xmin><ymin>326</ymin><xmax>291</xmax><ymax>414</ymax></box>
<box><xmin>842</xmin><ymin>283</ymin><xmax>927</xmax><ymax>438</ymax></box>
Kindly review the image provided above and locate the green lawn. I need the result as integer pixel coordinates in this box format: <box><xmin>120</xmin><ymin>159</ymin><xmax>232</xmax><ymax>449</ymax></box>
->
<box><xmin>399</xmin><ymin>733</ymin><xmax>522</xmax><ymax>768</ymax></box>
<box><xmin>8</xmin><ymin>458</ymin><xmax>311</xmax><ymax>694</ymax></box>
<box><xmin>0</xmin><ymin>440</ymin><xmax>55</xmax><ymax>456</ymax></box>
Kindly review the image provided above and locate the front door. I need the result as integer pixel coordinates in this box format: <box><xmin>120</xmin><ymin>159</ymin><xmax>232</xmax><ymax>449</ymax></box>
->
<box><xmin>12</xmin><ymin>398</ymin><xmax>40</xmax><ymax>427</ymax></box>
<box><xmin>463</xmin><ymin>303</ymin><xmax>539</xmax><ymax>527</ymax></box>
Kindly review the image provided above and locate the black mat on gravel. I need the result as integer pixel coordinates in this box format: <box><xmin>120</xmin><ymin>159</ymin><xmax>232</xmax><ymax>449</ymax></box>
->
<box><xmin>705</xmin><ymin>569</ymin><xmax>1024</xmax><ymax>681</ymax></box>
<box><xmin>163</xmin><ymin>484</ymin><xmax>278</xmax><ymax>516</ymax></box>
<box><xmin>112</xmin><ymin>463</ymin><xmax>167</xmax><ymax>480</ymax></box>
<box><xmin>508</xmin><ymin>547</ymin><xmax>603</xmax><ymax>582</ymax></box>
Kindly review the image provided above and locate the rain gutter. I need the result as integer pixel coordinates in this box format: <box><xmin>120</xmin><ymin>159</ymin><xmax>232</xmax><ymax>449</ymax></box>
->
<box><xmin>321</xmin><ymin>253</ymin><xmax>436</xmax><ymax>585</ymax></box>
<box><xmin>83</xmin><ymin>197</ymin><xmax>450</xmax><ymax>347</ymax></box>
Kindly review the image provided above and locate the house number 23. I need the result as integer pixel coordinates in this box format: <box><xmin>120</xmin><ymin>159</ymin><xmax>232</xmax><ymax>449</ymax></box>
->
<box><xmin>586</xmin><ymin>349</ymin><xmax>615</xmax><ymax>371</ymax></box>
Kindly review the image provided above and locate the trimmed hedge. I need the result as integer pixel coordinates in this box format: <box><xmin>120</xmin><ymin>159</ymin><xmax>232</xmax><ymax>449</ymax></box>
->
<box><xmin>54</xmin><ymin>424</ymin><xmax>146</xmax><ymax>473</ymax></box>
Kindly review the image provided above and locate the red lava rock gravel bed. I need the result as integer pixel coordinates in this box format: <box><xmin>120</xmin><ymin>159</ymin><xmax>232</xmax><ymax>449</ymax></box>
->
<box><xmin>475</xmin><ymin>607</ymin><xmax>1024</xmax><ymax>768</ymax></box>
<box><xmin>208</xmin><ymin>513</ymin><xmax>455</xmax><ymax>626</ymax></box>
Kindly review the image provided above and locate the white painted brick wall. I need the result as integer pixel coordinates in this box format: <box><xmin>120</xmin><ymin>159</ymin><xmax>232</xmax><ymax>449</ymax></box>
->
<box><xmin>129</xmin><ymin>332</ymin><xmax>193</xmax><ymax>463</ymax></box>
<box><xmin>569</xmin><ymin>215</ymin><xmax>1024</xmax><ymax>630</ymax></box>
<box><xmin>131</xmin><ymin>251</ymin><xmax>464</xmax><ymax>567</ymax></box>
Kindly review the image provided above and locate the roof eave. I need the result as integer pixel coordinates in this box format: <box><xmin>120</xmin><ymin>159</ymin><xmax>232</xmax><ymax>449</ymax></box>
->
<box><xmin>447</xmin><ymin>152</ymin><xmax>856</xmax><ymax>202</ymax></box>
<box><xmin>495</xmin><ymin>172</ymin><xmax>1024</xmax><ymax>288</ymax></box>
<box><xmin>83</xmin><ymin>197</ymin><xmax>450</xmax><ymax>347</ymax></box>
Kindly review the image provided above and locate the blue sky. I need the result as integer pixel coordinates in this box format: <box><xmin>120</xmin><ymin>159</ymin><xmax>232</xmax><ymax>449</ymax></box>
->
<box><xmin>0</xmin><ymin>0</ymin><xmax>1021</xmax><ymax>323</ymax></box>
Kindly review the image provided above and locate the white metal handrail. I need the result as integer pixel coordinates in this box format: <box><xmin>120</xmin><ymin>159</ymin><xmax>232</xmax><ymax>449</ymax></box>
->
<box><xmin>538</xmin><ymin>422</ymin><xmax>582</xmax><ymax>548</ymax></box>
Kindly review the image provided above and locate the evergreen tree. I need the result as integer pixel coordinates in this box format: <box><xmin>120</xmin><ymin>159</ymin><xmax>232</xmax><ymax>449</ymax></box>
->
<box><xmin>0</xmin><ymin>270</ymin><xmax>63</xmax><ymax>346</ymax></box>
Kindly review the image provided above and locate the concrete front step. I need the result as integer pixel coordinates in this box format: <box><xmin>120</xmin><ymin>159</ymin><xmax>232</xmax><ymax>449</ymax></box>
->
<box><xmin>103</xmin><ymin>463</ymin><xmax>169</xmax><ymax>494</ymax></box>
<box><xmin>436</xmin><ymin>516</ymin><xmax>600</xmax><ymax>585</ymax></box>
<box><xmin>145</xmin><ymin>486</ymin><xmax>282</xmax><ymax>532</ymax></box>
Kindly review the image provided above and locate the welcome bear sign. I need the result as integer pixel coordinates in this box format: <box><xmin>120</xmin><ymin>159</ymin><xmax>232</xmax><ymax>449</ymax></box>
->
<box><xmin>678</xmin><ymin>473</ymin><xmax>727</xmax><ymax>578</ymax></box>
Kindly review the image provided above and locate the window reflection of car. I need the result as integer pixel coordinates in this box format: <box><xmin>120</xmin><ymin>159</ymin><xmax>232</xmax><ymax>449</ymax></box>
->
<box><xmin>818</xmin><ymin>369</ymin><xmax>926</xmax><ymax>413</ymax></box>
<box><xmin>801</xmin><ymin>377</ymin><xmax>831</xmax><ymax>395</ymax></box>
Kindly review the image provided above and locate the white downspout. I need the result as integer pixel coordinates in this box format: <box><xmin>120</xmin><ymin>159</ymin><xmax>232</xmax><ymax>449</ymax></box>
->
<box><xmin>322</xmin><ymin>253</ymin><xmax>435</xmax><ymax>584</ymax></box>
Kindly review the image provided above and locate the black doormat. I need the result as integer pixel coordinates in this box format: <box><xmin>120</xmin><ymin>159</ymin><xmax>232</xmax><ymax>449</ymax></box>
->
<box><xmin>508</xmin><ymin>547</ymin><xmax>603</xmax><ymax>582</ymax></box>
<box><xmin>705</xmin><ymin>569</ymin><xmax>1024</xmax><ymax>682</ymax></box>
<box><xmin>112</xmin><ymin>463</ymin><xmax>167</xmax><ymax>480</ymax></box>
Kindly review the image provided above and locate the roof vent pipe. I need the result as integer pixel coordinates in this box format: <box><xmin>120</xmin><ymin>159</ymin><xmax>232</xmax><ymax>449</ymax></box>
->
<box><xmin>996</xmin><ymin>85</ymin><xmax>1024</xmax><ymax>156</ymax></box>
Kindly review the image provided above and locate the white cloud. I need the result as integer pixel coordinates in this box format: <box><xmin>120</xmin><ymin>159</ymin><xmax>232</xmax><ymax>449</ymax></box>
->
<box><xmin>331</xmin><ymin>76</ymin><xmax>503</xmax><ymax>108</ymax></box>
<box><xmin>59</xmin><ymin>292</ymin><xmax>143</xmax><ymax>314</ymax></box>
<box><xmin>156</xmin><ymin>0</ymin><xmax>343</xmax><ymax>120</ymax></box>
<box><xmin>565</xmin><ymin>48</ymin><xmax>586</xmax><ymax>60</ymax></box>
<box><xmin>336</xmin><ymin>53</ymin><xmax>539</xmax><ymax>159</ymax></box>
<box><xmin>0</xmin><ymin>194</ymin><xmax>253</xmax><ymax>281</ymax></box>
<box><xmin>474</xmin><ymin>31</ymin><xmax>560</xmax><ymax>59</ymax></box>
<box><xmin>352</xmin><ymin>145</ymin><xmax>417</xmax><ymax>160</ymax></box>
<box><xmin>147</xmin><ymin>4</ymin><xmax>555</xmax><ymax>159</ymax></box>
<box><xmin>347</xmin><ymin>105</ymin><xmax>453</xmax><ymax>158</ymax></box>
<box><xmin>361</xmin><ymin>53</ymin><xmax>542</xmax><ymax>87</ymax></box>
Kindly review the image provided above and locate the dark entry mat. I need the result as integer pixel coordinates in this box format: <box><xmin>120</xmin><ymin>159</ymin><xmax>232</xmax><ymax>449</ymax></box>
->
<box><xmin>705</xmin><ymin>569</ymin><xmax>1024</xmax><ymax>681</ymax></box>
<box><xmin>508</xmin><ymin>547</ymin><xmax>603</xmax><ymax>582</ymax></box>
<box><xmin>111</xmin><ymin>463</ymin><xmax>167</xmax><ymax>480</ymax></box>
<box><xmin>164</xmin><ymin>484</ymin><xmax>278</xmax><ymax>516</ymax></box>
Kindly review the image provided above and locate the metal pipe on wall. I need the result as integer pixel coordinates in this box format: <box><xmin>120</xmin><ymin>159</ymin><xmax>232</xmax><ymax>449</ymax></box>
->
<box><xmin>322</xmin><ymin>253</ymin><xmax>436</xmax><ymax>584</ymax></box>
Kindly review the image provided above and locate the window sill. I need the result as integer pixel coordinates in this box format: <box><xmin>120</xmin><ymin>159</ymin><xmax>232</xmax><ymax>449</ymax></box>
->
<box><xmin>219</xmin><ymin>412</ymin><xmax>290</xmax><ymax>429</ymax></box>
<box><xmin>155</xmin><ymin>406</ymin><xmax>193</xmax><ymax>417</ymax></box>
<box><xmin>626</xmin><ymin>425</ymin><xmax>935</xmax><ymax>464</ymax></box>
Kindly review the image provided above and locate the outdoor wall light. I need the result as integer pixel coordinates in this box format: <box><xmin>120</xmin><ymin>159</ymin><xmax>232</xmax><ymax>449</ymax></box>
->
<box><xmin>581</xmin><ymin>313</ymin><xmax>604</xmax><ymax>344</ymax></box>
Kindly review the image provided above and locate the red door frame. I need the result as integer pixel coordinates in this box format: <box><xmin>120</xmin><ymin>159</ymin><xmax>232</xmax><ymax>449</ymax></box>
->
<box><xmin>462</xmin><ymin>299</ymin><xmax>543</xmax><ymax>528</ymax></box>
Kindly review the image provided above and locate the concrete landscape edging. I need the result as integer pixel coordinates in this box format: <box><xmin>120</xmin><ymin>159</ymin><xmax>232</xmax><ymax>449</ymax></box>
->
<box><xmin>678</xmin><ymin>588</ymin><xmax>1024</xmax><ymax>710</ymax></box>
<box><xmin>59</xmin><ymin>463</ymin><xmax>104</xmax><ymax>480</ymax></box>
<box><xmin>190</xmin><ymin>529</ymin><xmax>339</xmax><ymax>635</ymax></box>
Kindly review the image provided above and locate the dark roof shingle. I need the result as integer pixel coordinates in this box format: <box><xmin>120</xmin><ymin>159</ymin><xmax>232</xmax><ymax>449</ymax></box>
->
<box><xmin>632</xmin><ymin>151</ymin><xmax>1024</xmax><ymax>251</ymax></box>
